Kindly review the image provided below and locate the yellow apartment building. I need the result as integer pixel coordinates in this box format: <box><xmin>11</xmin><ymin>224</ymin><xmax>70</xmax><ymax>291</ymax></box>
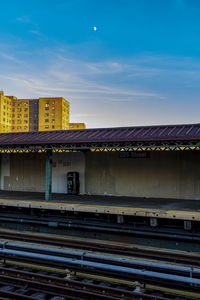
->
<box><xmin>0</xmin><ymin>91</ymin><xmax>86</xmax><ymax>133</ymax></box>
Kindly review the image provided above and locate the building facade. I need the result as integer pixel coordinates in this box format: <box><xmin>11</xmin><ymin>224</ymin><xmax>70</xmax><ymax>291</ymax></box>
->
<box><xmin>0</xmin><ymin>91</ymin><xmax>86</xmax><ymax>133</ymax></box>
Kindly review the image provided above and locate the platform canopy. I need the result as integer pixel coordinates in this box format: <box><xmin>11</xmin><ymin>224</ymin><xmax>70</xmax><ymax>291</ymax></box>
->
<box><xmin>0</xmin><ymin>123</ymin><xmax>200</xmax><ymax>152</ymax></box>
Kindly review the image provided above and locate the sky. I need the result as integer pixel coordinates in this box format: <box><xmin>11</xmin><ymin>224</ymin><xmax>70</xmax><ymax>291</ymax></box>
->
<box><xmin>0</xmin><ymin>0</ymin><xmax>200</xmax><ymax>128</ymax></box>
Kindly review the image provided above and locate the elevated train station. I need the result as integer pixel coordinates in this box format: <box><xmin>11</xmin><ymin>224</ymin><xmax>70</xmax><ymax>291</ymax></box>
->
<box><xmin>0</xmin><ymin>122</ymin><xmax>200</xmax><ymax>223</ymax></box>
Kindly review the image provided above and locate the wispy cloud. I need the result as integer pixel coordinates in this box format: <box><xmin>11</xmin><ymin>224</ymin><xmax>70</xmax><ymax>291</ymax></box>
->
<box><xmin>16</xmin><ymin>16</ymin><xmax>31</xmax><ymax>23</ymax></box>
<box><xmin>1</xmin><ymin>46</ymin><xmax>200</xmax><ymax>127</ymax></box>
<box><xmin>28</xmin><ymin>30</ymin><xmax>43</xmax><ymax>36</ymax></box>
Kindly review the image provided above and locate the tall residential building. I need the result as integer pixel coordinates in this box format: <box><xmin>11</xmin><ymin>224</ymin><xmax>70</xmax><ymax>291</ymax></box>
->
<box><xmin>0</xmin><ymin>92</ymin><xmax>86</xmax><ymax>133</ymax></box>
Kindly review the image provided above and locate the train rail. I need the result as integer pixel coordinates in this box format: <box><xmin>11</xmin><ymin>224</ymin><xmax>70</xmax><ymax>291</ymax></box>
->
<box><xmin>0</xmin><ymin>238</ymin><xmax>199</xmax><ymax>296</ymax></box>
<box><xmin>0</xmin><ymin>265</ymin><xmax>168</xmax><ymax>300</ymax></box>
<box><xmin>0</xmin><ymin>228</ymin><xmax>199</xmax><ymax>266</ymax></box>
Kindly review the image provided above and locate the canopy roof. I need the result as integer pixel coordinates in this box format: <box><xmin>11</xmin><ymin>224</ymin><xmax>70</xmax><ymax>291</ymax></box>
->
<box><xmin>0</xmin><ymin>123</ymin><xmax>199</xmax><ymax>152</ymax></box>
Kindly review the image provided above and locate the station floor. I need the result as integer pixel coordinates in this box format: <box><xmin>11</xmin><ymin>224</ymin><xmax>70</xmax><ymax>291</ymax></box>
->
<box><xmin>0</xmin><ymin>190</ymin><xmax>199</xmax><ymax>221</ymax></box>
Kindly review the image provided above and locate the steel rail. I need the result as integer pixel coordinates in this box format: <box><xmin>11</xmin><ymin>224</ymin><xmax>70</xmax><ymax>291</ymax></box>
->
<box><xmin>0</xmin><ymin>229</ymin><xmax>199</xmax><ymax>266</ymax></box>
<box><xmin>0</xmin><ymin>247</ymin><xmax>200</xmax><ymax>292</ymax></box>
<box><xmin>0</xmin><ymin>266</ymin><xmax>167</xmax><ymax>300</ymax></box>
<box><xmin>1</xmin><ymin>241</ymin><xmax>200</xmax><ymax>278</ymax></box>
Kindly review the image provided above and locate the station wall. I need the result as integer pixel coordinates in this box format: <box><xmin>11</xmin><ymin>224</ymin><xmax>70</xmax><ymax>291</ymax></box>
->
<box><xmin>0</xmin><ymin>150</ymin><xmax>200</xmax><ymax>200</ymax></box>
<box><xmin>0</xmin><ymin>152</ymin><xmax>85</xmax><ymax>194</ymax></box>
<box><xmin>85</xmin><ymin>151</ymin><xmax>200</xmax><ymax>200</ymax></box>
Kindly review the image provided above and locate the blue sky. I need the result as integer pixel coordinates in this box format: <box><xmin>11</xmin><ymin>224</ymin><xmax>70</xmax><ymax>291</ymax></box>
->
<box><xmin>0</xmin><ymin>0</ymin><xmax>200</xmax><ymax>127</ymax></box>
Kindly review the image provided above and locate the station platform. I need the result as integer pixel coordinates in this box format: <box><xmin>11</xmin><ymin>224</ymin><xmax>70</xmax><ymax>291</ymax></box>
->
<box><xmin>0</xmin><ymin>191</ymin><xmax>199</xmax><ymax>221</ymax></box>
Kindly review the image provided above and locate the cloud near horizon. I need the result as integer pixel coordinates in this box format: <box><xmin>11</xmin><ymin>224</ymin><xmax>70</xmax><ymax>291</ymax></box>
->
<box><xmin>1</xmin><ymin>44</ymin><xmax>200</xmax><ymax>128</ymax></box>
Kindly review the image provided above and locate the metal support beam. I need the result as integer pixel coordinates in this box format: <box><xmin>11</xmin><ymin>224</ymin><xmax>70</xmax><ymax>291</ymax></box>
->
<box><xmin>45</xmin><ymin>149</ymin><xmax>52</xmax><ymax>201</ymax></box>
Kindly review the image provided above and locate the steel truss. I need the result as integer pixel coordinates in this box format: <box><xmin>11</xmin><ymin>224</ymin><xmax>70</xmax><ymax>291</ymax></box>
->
<box><xmin>0</xmin><ymin>140</ymin><xmax>200</xmax><ymax>153</ymax></box>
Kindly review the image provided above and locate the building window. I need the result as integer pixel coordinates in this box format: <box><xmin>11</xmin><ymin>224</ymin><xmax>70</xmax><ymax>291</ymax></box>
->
<box><xmin>17</xmin><ymin>120</ymin><xmax>21</xmax><ymax>124</ymax></box>
<box><xmin>24</xmin><ymin>126</ymin><xmax>28</xmax><ymax>129</ymax></box>
<box><xmin>3</xmin><ymin>112</ymin><xmax>5</xmax><ymax>116</ymax></box>
<box><xmin>52</xmin><ymin>119</ymin><xmax>55</xmax><ymax>123</ymax></box>
<box><xmin>45</xmin><ymin>107</ymin><xmax>49</xmax><ymax>111</ymax></box>
<box><xmin>46</xmin><ymin>101</ymin><xmax>49</xmax><ymax>104</ymax></box>
<box><xmin>3</xmin><ymin>118</ymin><xmax>5</xmax><ymax>122</ymax></box>
<box><xmin>18</xmin><ymin>102</ymin><xmax>22</xmax><ymax>106</ymax></box>
<box><xmin>52</xmin><ymin>125</ymin><xmax>55</xmax><ymax>129</ymax></box>
<box><xmin>11</xmin><ymin>126</ymin><xmax>14</xmax><ymax>130</ymax></box>
<box><xmin>52</xmin><ymin>101</ymin><xmax>55</xmax><ymax>104</ymax></box>
<box><xmin>52</xmin><ymin>106</ymin><xmax>55</xmax><ymax>110</ymax></box>
<box><xmin>3</xmin><ymin>106</ymin><xmax>5</xmax><ymax>109</ymax></box>
<box><xmin>45</xmin><ymin>119</ymin><xmax>49</xmax><ymax>123</ymax></box>
<box><xmin>45</xmin><ymin>125</ymin><xmax>49</xmax><ymax>129</ymax></box>
<box><xmin>24</xmin><ymin>108</ymin><xmax>28</xmax><ymax>112</ymax></box>
<box><xmin>24</xmin><ymin>102</ymin><xmax>28</xmax><ymax>106</ymax></box>
<box><xmin>52</xmin><ymin>113</ymin><xmax>55</xmax><ymax>116</ymax></box>
<box><xmin>17</xmin><ymin>126</ymin><xmax>21</xmax><ymax>130</ymax></box>
<box><xmin>24</xmin><ymin>114</ymin><xmax>28</xmax><ymax>118</ymax></box>
<box><xmin>17</xmin><ymin>114</ymin><xmax>21</xmax><ymax>118</ymax></box>
<box><xmin>12</xmin><ymin>108</ymin><xmax>15</xmax><ymax>112</ymax></box>
<box><xmin>45</xmin><ymin>113</ymin><xmax>49</xmax><ymax>117</ymax></box>
<box><xmin>17</xmin><ymin>108</ymin><xmax>21</xmax><ymax>112</ymax></box>
<box><xmin>12</xmin><ymin>120</ymin><xmax>15</xmax><ymax>124</ymax></box>
<box><xmin>24</xmin><ymin>120</ymin><xmax>28</xmax><ymax>124</ymax></box>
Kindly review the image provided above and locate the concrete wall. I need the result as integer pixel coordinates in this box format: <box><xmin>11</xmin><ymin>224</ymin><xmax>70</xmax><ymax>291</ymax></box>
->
<box><xmin>0</xmin><ymin>152</ymin><xmax>85</xmax><ymax>194</ymax></box>
<box><xmin>2</xmin><ymin>153</ymin><xmax>45</xmax><ymax>192</ymax></box>
<box><xmin>1</xmin><ymin>150</ymin><xmax>200</xmax><ymax>200</ymax></box>
<box><xmin>52</xmin><ymin>152</ymin><xmax>85</xmax><ymax>194</ymax></box>
<box><xmin>85</xmin><ymin>151</ymin><xmax>200</xmax><ymax>200</ymax></box>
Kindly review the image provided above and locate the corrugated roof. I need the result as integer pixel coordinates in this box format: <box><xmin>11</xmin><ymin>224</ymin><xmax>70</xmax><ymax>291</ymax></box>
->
<box><xmin>0</xmin><ymin>123</ymin><xmax>199</xmax><ymax>146</ymax></box>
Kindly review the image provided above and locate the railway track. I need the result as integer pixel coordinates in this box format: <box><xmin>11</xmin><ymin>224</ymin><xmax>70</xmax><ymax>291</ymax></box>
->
<box><xmin>0</xmin><ymin>228</ymin><xmax>199</xmax><ymax>266</ymax></box>
<box><xmin>0</xmin><ymin>265</ymin><xmax>168</xmax><ymax>300</ymax></box>
<box><xmin>0</xmin><ymin>229</ymin><xmax>200</xmax><ymax>298</ymax></box>
<box><xmin>0</xmin><ymin>236</ymin><xmax>199</xmax><ymax>298</ymax></box>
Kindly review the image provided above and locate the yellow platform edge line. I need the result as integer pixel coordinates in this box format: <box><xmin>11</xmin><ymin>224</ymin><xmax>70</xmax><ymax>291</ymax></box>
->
<box><xmin>0</xmin><ymin>198</ymin><xmax>200</xmax><ymax>220</ymax></box>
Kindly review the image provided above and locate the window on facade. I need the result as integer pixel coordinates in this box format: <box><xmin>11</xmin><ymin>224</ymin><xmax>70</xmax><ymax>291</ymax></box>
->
<box><xmin>24</xmin><ymin>108</ymin><xmax>28</xmax><ymax>112</ymax></box>
<box><xmin>17</xmin><ymin>120</ymin><xmax>21</xmax><ymax>124</ymax></box>
<box><xmin>24</xmin><ymin>102</ymin><xmax>28</xmax><ymax>106</ymax></box>
<box><xmin>52</xmin><ymin>106</ymin><xmax>55</xmax><ymax>110</ymax></box>
<box><xmin>12</xmin><ymin>108</ymin><xmax>15</xmax><ymax>112</ymax></box>
<box><xmin>17</xmin><ymin>114</ymin><xmax>21</xmax><ymax>118</ymax></box>
<box><xmin>45</xmin><ymin>119</ymin><xmax>49</xmax><ymax>123</ymax></box>
<box><xmin>24</xmin><ymin>126</ymin><xmax>28</xmax><ymax>129</ymax></box>
<box><xmin>46</xmin><ymin>101</ymin><xmax>49</xmax><ymax>104</ymax></box>
<box><xmin>52</xmin><ymin>113</ymin><xmax>55</xmax><ymax>116</ymax></box>
<box><xmin>52</xmin><ymin>101</ymin><xmax>55</xmax><ymax>104</ymax></box>
<box><xmin>3</xmin><ymin>106</ymin><xmax>5</xmax><ymax>109</ymax></box>
<box><xmin>3</xmin><ymin>118</ymin><xmax>5</xmax><ymax>122</ymax></box>
<box><xmin>3</xmin><ymin>112</ymin><xmax>5</xmax><ymax>116</ymax></box>
<box><xmin>52</xmin><ymin>125</ymin><xmax>55</xmax><ymax>129</ymax></box>
<box><xmin>24</xmin><ymin>114</ymin><xmax>28</xmax><ymax>118</ymax></box>
<box><xmin>12</xmin><ymin>120</ymin><xmax>15</xmax><ymax>124</ymax></box>
<box><xmin>45</xmin><ymin>107</ymin><xmax>49</xmax><ymax>111</ymax></box>
<box><xmin>17</xmin><ymin>126</ymin><xmax>21</xmax><ymax>130</ymax></box>
<box><xmin>11</xmin><ymin>126</ymin><xmax>14</xmax><ymax>130</ymax></box>
<box><xmin>17</xmin><ymin>108</ymin><xmax>21</xmax><ymax>112</ymax></box>
<box><xmin>18</xmin><ymin>102</ymin><xmax>22</xmax><ymax>106</ymax></box>
<box><xmin>45</xmin><ymin>125</ymin><xmax>49</xmax><ymax>129</ymax></box>
<box><xmin>45</xmin><ymin>113</ymin><xmax>49</xmax><ymax>117</ymax></box>
<box><xmin>52</xmin><ymin>119</ymin><xmax>55</xmax><ymax>123</ymax></box>
<box><xmin>24</xmin><ymin>120</ymin><xmax>28</xmax><ymax>124</ymax></box>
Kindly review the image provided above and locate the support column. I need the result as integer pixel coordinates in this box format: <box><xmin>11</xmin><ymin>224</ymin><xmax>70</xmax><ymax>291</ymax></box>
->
<box><xmin>45</xmin><ymin>149</ymin><xmax>52</xmax><ymax>201</ymax></box>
